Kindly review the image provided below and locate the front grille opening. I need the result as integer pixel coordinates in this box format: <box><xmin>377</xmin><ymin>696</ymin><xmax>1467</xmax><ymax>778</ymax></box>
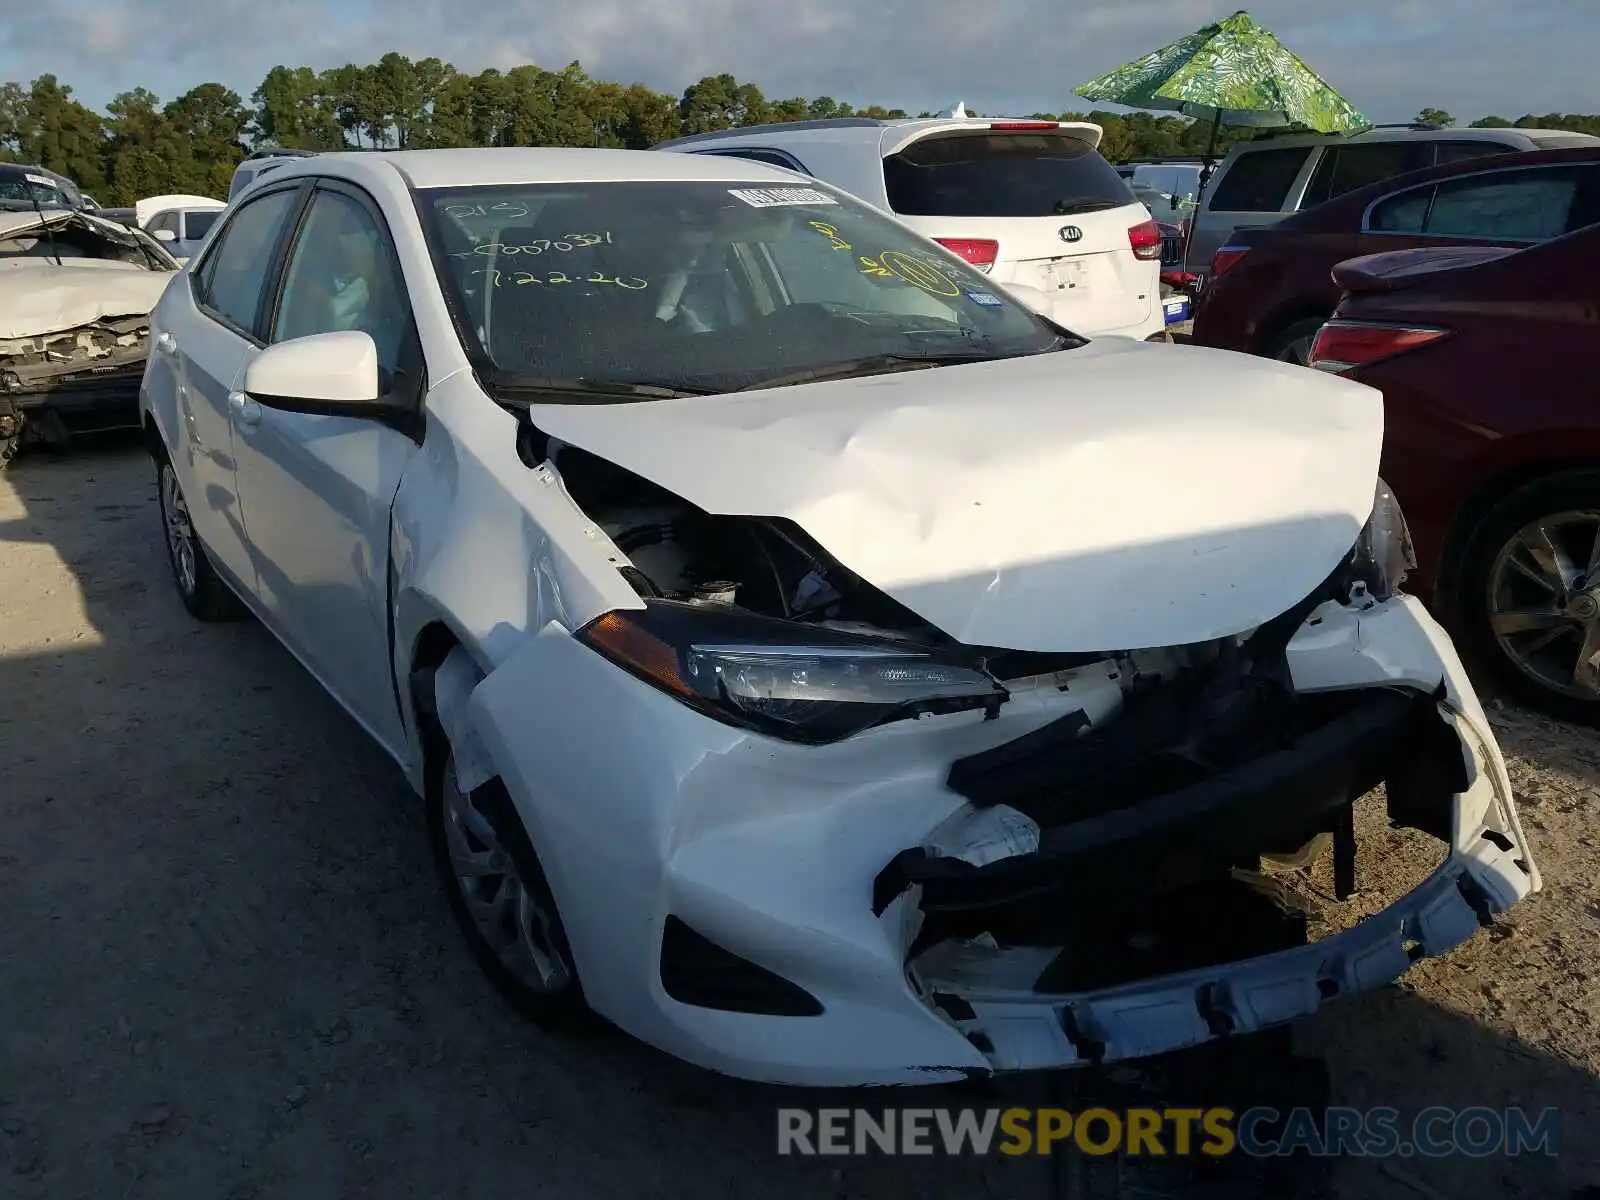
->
<box><xmin>904</xmin><ymin>681</ymin><xmax>1465</xmax><ymax>1000</ymax></box>
<box><xmin>659</xmin><ymin>915</ymin><xmax>823</xmax><ymax>1017</ymax></box>
<box><xmin>909</xmin><ymin>785</ymin><xmax>1454</xmax><ymax>999</ymax></box>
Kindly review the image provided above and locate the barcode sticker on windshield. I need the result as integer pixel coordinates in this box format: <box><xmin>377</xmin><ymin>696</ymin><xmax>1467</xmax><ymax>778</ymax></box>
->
<box><xmin>727</xmin><ymin>186</ymin><xmax>838</xmax><ymax>208</ymax></box>
<box><xmin>25</xmin><ymin>174</ymin><xmax>54</xmax><ymax>187</ymax></box>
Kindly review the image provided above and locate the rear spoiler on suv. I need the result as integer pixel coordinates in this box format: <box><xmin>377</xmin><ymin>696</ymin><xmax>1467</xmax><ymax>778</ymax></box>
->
<box><xmin>881</xmin><ymin>120</ymin><xmax>1103</xmax><ymax>158</ymax></box>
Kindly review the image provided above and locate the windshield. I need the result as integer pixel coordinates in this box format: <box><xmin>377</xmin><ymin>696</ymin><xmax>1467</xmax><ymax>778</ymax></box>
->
<box><xmin>417</xmin><ymin>180</ymin><xmax>1068</xmax><ymax>396</ymax></box>
<box><xmin>0</xmin><ymin>170</ymin><xmax>75</xmax><ymax>211</ymax></box>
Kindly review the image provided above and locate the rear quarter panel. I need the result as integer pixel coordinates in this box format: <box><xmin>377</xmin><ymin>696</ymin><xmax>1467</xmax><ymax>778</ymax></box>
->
<box><xmin>1342</xmin><ymin>270</ymin><xmax>1599</xmax><ymax>596</ymax></box>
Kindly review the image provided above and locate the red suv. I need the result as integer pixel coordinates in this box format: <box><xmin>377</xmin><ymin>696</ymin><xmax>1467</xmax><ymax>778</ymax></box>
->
<box><xmin>1192</xmin><ymin>146</ymin><xmax>1600</xmax><ymax>363</ymax></box>
<box><xmin>1307</xmin><ymin>217</ymin><xmax>1600</xmax><ymax>724</ymax></box>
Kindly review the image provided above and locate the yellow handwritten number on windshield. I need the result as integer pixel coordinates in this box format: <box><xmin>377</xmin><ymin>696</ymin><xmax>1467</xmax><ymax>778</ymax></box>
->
<box><xmin>807</xmin><ymin>220</ymin><xmax>851</xmax><ymax>251</ymax></box>
<box><xmin>478</xmin><ymin>267</ymin><xmax>647</xmax><ymax>290</ymax></box>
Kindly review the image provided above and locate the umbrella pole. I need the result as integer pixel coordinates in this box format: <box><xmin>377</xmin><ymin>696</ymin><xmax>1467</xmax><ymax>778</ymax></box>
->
<box><xmin>1197</xmin><ymin>110</ymin><xmax>1223</xmax><ymax>202</ymax></box>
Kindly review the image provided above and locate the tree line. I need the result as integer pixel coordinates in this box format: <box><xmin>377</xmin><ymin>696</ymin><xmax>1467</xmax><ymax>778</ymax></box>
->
<box><xmin>1</xmin><ymin>56</ymin><xmax>1595</xmax><ymax>206</ymax></box>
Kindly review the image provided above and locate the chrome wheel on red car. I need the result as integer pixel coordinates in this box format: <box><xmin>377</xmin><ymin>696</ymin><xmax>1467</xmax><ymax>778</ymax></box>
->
<box><xmin>1458</xmin><ymin>471</ymin><xmax>1600</xmax><ymax>726</ymax></box>
<box><xmin>1487</xmin><ymin>511</ymin><xmax>1600</xmax><ymax>701</ymax></box>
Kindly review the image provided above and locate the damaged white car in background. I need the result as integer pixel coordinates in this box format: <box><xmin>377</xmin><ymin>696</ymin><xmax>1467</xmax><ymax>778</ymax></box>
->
<box><xmin>140</xmin><ymin>147</ymin><xmax>1539</xmax><ymax>1087</ymax></box>
<box><xmin>0</xmin><ymin>207</ymin><xmax>179</xmax><ymax>465</ymax></box>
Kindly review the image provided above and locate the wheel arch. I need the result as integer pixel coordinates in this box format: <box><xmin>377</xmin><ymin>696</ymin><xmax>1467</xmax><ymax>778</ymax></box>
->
<box><xmin>397</xmin><ymin>608</ymin><xmax>500</xmax><ymax>796</ymax></box>
<box><xmin>142</xmin><ymin>413</ymin><xmax>168</xmax><ymax>462</ymax></box>
<box><xmin>1253</xmin><ymin>306</ymin><xmax>1332</xmax><ymax>357</ymax></box>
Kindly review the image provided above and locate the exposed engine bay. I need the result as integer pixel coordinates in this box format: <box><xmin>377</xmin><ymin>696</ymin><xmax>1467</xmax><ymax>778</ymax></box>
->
<box><xmin>526</xmin><ymin>424</ymin><xmax>1135</xmax><ymax>684</ymax></box>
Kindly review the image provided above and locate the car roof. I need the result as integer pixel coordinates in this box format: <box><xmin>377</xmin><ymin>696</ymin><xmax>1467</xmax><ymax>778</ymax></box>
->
<box><xmin>258</xmin><ymin>146</ymin><xmax>817</xmax><ymax>192</ymax></box>
<box><xmin>653</xmin><ymin>116</ymin><xmax>1105</xmax><ymax>157</ymax></box>
<box><xmin>1229</xmin><ymin>126</ymin><xmax>1599</xmax><ymax>156</ymax></box>
<box><xmin>1276</xmin><ymin>143</ymin><xmax>1600</xmax><ymax>232</ymax></box>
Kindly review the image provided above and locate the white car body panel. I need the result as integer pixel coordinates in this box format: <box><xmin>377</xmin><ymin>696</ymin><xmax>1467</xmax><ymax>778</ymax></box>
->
<box><xmin>525</xmin><ymin>340</ymin><xmax>1381</xmax><ymax>651</ymax></box>
<box><xmin>138</xmin><ymin>146</ymin><xmax>1540</xmax><ymax>1088</ymax></box>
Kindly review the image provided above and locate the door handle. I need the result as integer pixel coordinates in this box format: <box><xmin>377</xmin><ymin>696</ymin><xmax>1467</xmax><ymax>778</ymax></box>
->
<box><xmin>228</xmin><ymin>390</ymin><xmax>262</xmax><ymax>428</ymax></box>
<box><xmin>156</xmin><ymin>331</ymin><xmax>176</xmax><ymax>354</ymax></box>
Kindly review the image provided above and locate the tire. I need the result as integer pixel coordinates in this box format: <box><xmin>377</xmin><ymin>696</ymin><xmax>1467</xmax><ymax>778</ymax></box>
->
<box><xmin>1261</xmin><ymin>316</ymin><xmax>1327</xmax><ymax>366</ymax></box>
<box><xmin>154</xmin><ymin>454</ymin><xmax>244</xmax><ymax>622</ymax></box>
<box><xmin>426</xmin><ymin>745</ymin><xmax>593</xmax><ymax>1028</ymax></box>
<box><xmin>0</xmin><ymin>407</ymin><xmax>21</xmax><ymax>469</ymax></box>
<box><xmin>1455</xmin><ymin>468</ymin><xmax>1600</xmax><ymax>726</ymax></box>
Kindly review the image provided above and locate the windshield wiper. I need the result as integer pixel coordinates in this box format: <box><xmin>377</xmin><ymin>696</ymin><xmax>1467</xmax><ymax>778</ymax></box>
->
<box><xmin>486</xmin><ymin>373</ymin><xmax>716</xmax><ymax>401</ymax></box>
<box><xmin>1052</xmin><ymin>197</ymin><xmax>1124</xmax><ymax>215</ymax></box>
<box><xmin>737</xmin><ymin>351</ymin><xmax>1006</xmax><ymax>392</ymax></box>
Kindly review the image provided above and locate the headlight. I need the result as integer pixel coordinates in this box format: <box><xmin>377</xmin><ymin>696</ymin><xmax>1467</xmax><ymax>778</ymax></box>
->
<box><xmin>578</xmin><ymin>600</ymin><xmax>1006</xmax><ymax>743</ymax></box>
<box><xmin>1344</xmin><ymin>476</ymin><xmax>1417</xmax><ymax>600</ymax></box>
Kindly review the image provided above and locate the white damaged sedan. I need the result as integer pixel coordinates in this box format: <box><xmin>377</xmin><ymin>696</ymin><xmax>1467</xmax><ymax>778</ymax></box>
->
<box><xmin>140</xmin><ymin>148</ymin><xmax>1539</xmax><ymax>1087</ymax></box>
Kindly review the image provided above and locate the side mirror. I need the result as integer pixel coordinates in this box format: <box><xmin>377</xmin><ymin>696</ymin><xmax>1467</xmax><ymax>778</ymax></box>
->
<box><xmin>152</xmin><ymin>228</ymin><xmax>177</xmax><ymax>243</ymax></box>
<box><xmin>245</xmin><ymin>331</ymin><xmax>380</xmax><ymax>409</ymax></box>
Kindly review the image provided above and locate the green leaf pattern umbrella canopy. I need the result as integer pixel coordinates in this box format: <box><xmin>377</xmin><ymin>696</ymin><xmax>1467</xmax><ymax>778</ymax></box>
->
<box><xmin>1074</xmin><ymin>10</ymin><xmax>1367</xmax><ymax>133</ymax></box>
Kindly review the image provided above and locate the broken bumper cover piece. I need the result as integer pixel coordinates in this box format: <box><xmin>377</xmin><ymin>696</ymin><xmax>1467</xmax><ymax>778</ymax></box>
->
<box><xmin>872</xmin><ymin>686</ymin><xmax>1454</xmax><ymax>919</ymax></box>
<box><xmin>920</xmin><ymin>839</ymin><xmax>1529</xmax><ymax>1072</ymax></box>
<box><xmin>464</xmin><ymin>594</ymin><xmax>1538</xmax><ymax>1087</ymax></box>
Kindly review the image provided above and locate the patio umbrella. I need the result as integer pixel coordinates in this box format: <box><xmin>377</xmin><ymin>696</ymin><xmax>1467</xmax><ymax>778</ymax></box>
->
<box><xmin>1074</xmin><ymin>9</ymin><xmax>1367</xmax><ymax>196</ymax></box>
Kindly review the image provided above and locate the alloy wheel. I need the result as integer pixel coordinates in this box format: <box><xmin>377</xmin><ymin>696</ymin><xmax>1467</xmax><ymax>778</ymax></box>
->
<box><xmin>160</xmin><ymin>463</ymin><xmax>198</xmax><ymax>596</ymax></box>
<box><xmin>439</xmin><ymin>764</ymin><xmax>572</xmax><ymax>994</ymax></box>
<box><xmin>1486</xmin><ymin>510</ymin><xmax>1600</xmax><ymax>700</ymax></box>
<box><xmin>1276</xmin><ymin>334</ymin><xmax>1314</xmax><ymax>366</ymax></box>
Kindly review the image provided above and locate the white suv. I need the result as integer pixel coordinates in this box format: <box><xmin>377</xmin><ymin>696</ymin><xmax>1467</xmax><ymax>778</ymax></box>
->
<box><xmin>653</xmin><ymin>116</ymin><xmax>1166</xmax><ymax>341</ymax></box>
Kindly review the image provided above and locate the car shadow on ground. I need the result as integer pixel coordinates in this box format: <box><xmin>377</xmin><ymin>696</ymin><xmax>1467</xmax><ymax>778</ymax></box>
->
<box><xmin>0</xmin><ymin>440</ymin><xmax>1595</xmax><ymax>1200</ymax></box>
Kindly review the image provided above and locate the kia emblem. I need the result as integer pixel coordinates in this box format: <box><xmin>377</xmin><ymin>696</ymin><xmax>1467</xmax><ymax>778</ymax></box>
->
<box><xmin>1059</xmin><ymin>225</ymin><xmax>1083</xmax><ymax>243</ymax></box>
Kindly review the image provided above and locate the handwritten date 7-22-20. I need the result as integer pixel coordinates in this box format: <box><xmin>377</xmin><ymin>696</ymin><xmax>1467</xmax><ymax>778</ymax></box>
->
<box><xmin>471</xmin><ymin>268</ymin><xmax>648</xmax><ymax>290</ymax></box>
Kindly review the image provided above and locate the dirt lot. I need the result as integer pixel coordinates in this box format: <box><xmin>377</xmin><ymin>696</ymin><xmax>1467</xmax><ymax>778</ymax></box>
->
<box><xmin>2</xmin><ymin>440</ymin><xmax>1597</xmax><ymax>1199</ymax></box>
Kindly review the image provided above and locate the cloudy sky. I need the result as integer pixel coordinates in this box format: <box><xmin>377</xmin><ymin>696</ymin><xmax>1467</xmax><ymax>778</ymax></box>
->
<box><xmin>5</xmin><ymin>0</ymin><xmax>1593</xmax><ymax>124</ymax></box>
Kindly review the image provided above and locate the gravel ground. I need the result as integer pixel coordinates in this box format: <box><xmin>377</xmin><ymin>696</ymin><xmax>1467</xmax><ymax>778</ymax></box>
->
<box><xmin>2</xmin><ymin>440</ymin><xmax>1597</xmax><ymax>1199</ymax></box>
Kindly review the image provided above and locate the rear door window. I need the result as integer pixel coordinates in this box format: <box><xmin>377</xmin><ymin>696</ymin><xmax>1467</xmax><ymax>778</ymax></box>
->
<box><xmin>1367</xmin><ymin>167</ymin><xmax>1600</xmax><ymax>240</ymax></box>
<box><xmin>1302</xmin><ymin>142</ymin><xmax>1433</xmax><ymax>208</ymax></box>
<box><xmin>1208</xmin><ymin>147</ymin><xmax>1313</xmax><ymax>213</ymax></box>
<box><xmin>1424</xmin><ymin>169</ymin><xmax>1583</xmax><ymax>240</ymax></box>
<box><xmin>883</xmin><ymin>133</ymin><xmax>1131</xmax><ymax>218</ymax></box>
<box><xmin>195</xmin><ymin>187</ymin><xmax>302</xmax><ymax>338</ymax></box>
<box><xmin>1368</xmin><ymin>187</ymin><xmax>1432</xmax><ymax>233</ymax></box>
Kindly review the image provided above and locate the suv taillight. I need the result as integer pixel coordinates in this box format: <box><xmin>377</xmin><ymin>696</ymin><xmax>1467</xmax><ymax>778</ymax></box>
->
<box><xmin>933</xmin><ymin>237</ymin><xmax>999</xmax><ymax>272</ymax></box>
<box><xmin>1307</xmin><ymin>320</ymin><xmax>1454</xmax><ymax>374</ymax></box>
<box><xmin>1209</xmin><ymin>245</ymin><xmax>1250</xmax><ymax>279</ymax></box>
<box><xmin>1127</xmin><ymin>219</ymin><xmax>1162</xmax><ymax>261</ymax></box>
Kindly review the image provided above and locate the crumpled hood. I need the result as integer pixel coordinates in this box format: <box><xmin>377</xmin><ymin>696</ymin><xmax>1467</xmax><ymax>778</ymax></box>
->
<box><xmin>528</xmin><ymin>339</ymin><xmax>1384</xmax><ymax>651</ymax></box>
<box><xmin>0</xmin><ymin>267</ymin><xmax>171</xmax><ymax>340</ymax></box>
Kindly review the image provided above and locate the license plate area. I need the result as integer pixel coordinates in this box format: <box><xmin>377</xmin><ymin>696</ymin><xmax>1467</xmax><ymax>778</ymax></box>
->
<box><xmin>1038</xmin><ymin>256</ymin><xmax>1088</xmax><ymax>292</ymax></box>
